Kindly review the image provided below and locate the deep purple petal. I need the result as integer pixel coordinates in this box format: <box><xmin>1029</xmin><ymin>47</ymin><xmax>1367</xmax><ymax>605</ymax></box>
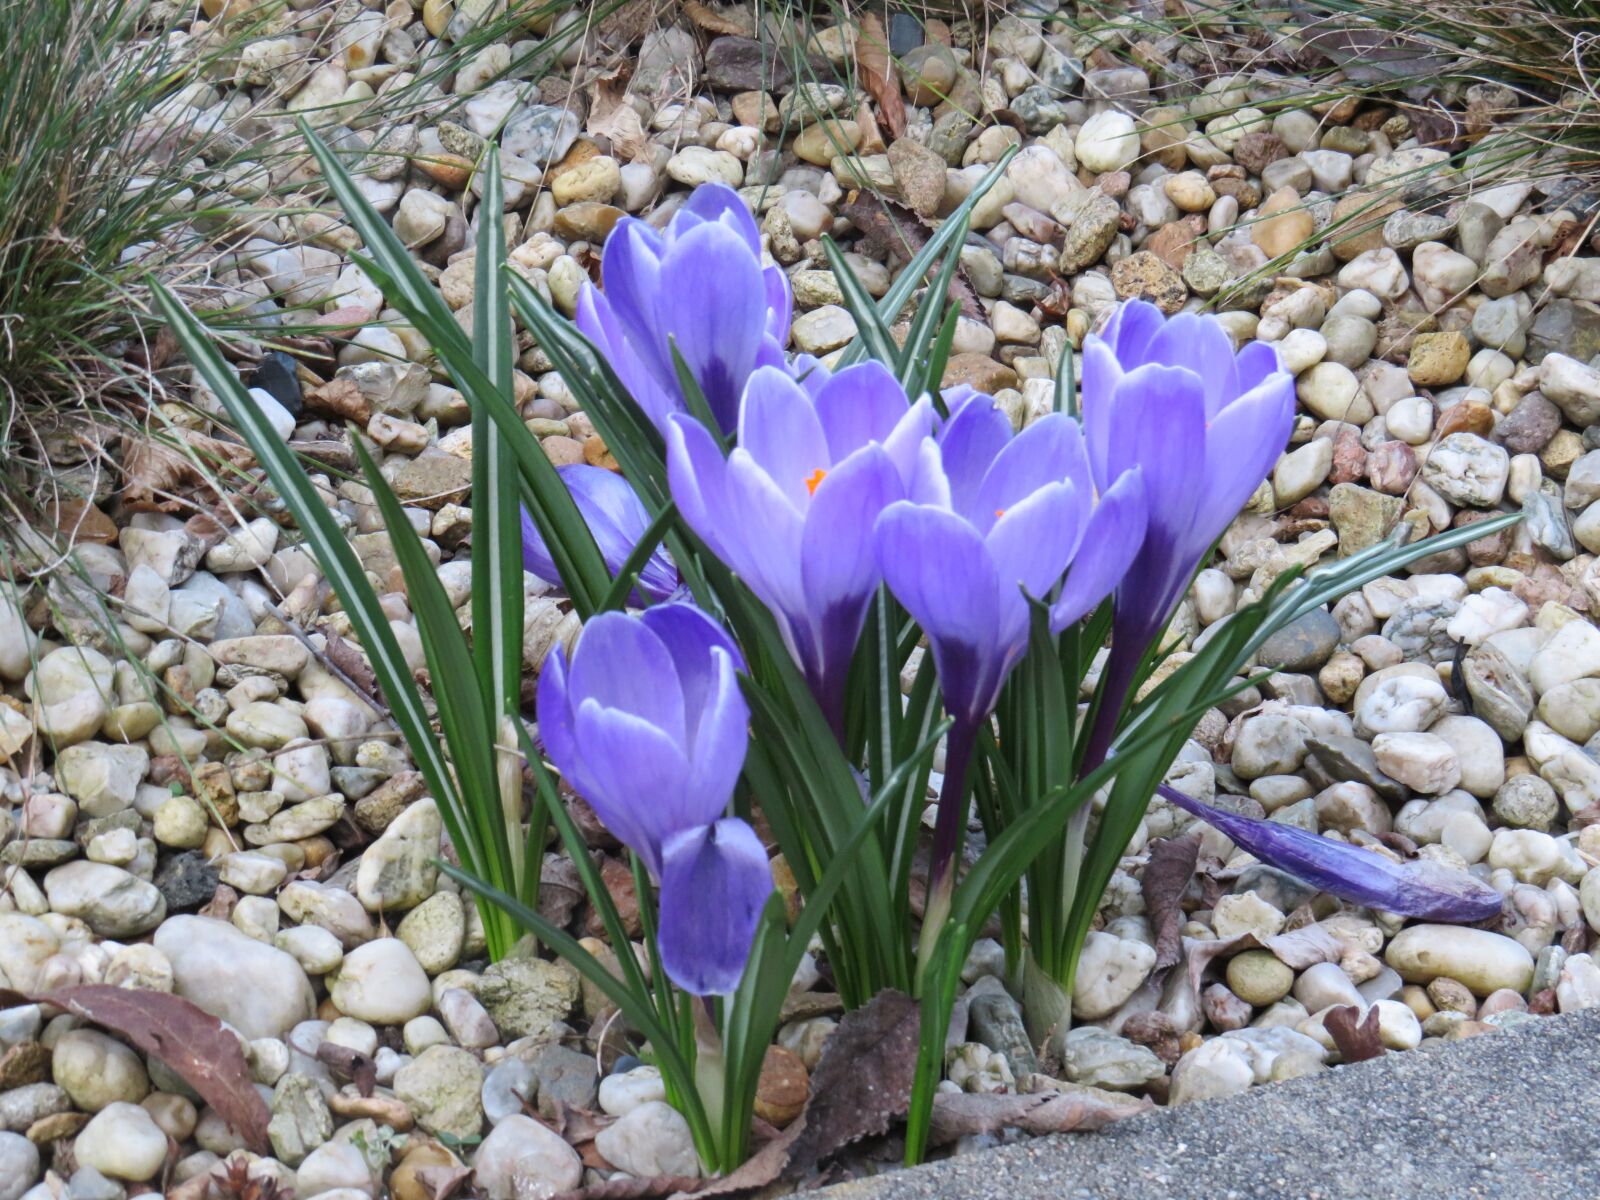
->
<box><xmin>1157</xmin><ymin>786</ymin><xmax>1504</xmax><ymax>922</ymax></box>
<box><xmin>1050</xmin><ymin>468</ymin><xmax>1148</xmax><ymax>633</ymax></box>
<box><xmin>567</xmin><ymin>614</ymin><xmax>686</xmax><ymax>747</ymax></box>
<box><xmin>737</xmin><ymin>366</ymin><xmax>830</xmax><ymax>508</ymax></box>
<box><xmin>656</xmin><ymin>222</ymin><xmax>767</xmax><ymax>430</ymax></box>
<box><xmin>876</xmin><ymin>502</ymin><xmax>1003</xmax><ymax>724</ymax></box>
<box><xmin>573</xmin><ymin>702</ymin><xmax>692</xmax><ymax>872</ymax></box>
<box><xmin>813</xmin><ymin>360</ymin><xmax>910</xmax><ymax>460</ymax></box>
<box><xmin>658</xmin><ymin>818</ymin><xmax>773</xmax><ymax>995</ymax></box>
<box><xmin>799</xmin><ymin>445</ymin><xmax>902</xmax><ymax>713</ymax></box>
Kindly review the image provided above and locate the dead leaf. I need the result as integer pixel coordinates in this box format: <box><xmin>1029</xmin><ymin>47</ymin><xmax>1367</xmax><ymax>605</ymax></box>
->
<box><xmin>857</xmin><ymin>15</ymin><xmax>906</xmax><ymax>140</ymax></box>
<box><xmin>538</xmin><ymin>853</ymin><xmax>586</xmax><ymax>929</ymax></box>
<box><xmin>683</xmin><ymin>1119</ymin><xmax>803</xmax><ymax>1198</ymax></box>
<box><xmin>586</xmin><ymin>102</ymin><xmax>650</xmax><ymax>162</ymax></box>
<box><xmin>927</xmin><ymin>1091</ymin><xmax>1150</xmax><ymax>1144</ymax></box>
<box><xmin>322</xmin><ymin>631</ymin><xmax>380</xmax><ymax>704</ymax></box>
<box><xmin>786</xmin><ymin>988</ymin><xmax>920</xmax><ymax>1171</ymax></box>
<box><xmin>0</xmin><ymin>985</ymin><xmax>269</xmax><ymax>1153</ymax></box>
<box><xmin>682</xmin><ymin>0</ymin><xmax>753</xmax><ymax>35</ymax></box>
<box><xmin>121</xmin><ymin>429</ymin><xmax>254</xmax><ymax>512</ymax></box>
<box><xmin>316</xmin><ymin>1043</ymin><xmax>377</xmax><ymax>1096</ymax></box>
<box><xmin>1142</xmin><ymin>830</ymin><xmax>1200</xmax><ymax>970</ymax></box>
<box><xmin>199</xmin><ymin>883</ymin><xmax>239</xmax><ymax>921</ymax></box>
<box><xmin>1324</xmin><ymin>1003</ymin><xmax>1385</xmax><ymax>1063</ymax></box>
<box><xmin>840</xmin><ymin>194</ymin><xmax>983</xmax><ymax>319</ymax></box>
<box><xmin>1182</xmin><ymin>923</ymin><xmax>1343</xmax><ymax>1003</ymax></box>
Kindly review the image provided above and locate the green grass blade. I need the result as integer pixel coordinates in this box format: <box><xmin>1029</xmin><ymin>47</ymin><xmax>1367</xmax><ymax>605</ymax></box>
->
<box><xmin>821</xmin><ymin>234</ymin><xmax>900</xmax><ymax>366</ymax></box>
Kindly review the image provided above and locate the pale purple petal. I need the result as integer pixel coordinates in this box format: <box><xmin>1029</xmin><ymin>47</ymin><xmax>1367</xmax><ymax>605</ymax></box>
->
<box><xmin>574</xmin><ymin>702</ymin><xmax>692</xmax><ymax>872</ymax></box>
<box><xmin>520</xmin><ymin>508</ymin><xmax>558</xmax><ymax>585</ymax></box>
<box><xmin>722</xmin><ymin>449</ymin><xmax>807</xmax><ymax>616</ymax></box>
<box><xmin>1190</xmin><ymin>372</ymin><xmax>1295</xmax><ymax>547</ymax></box>
<box><xmin>666</xmin><ymin>413</ymin><xmax>735</xmax><ymax>564</ymax></box>
<box><xmin>676</xmin><ymin>182</ymin><xmax>761</xmax><ymax>253</ymax></box>
<box><xmin>656</xmin><ymin>222</ymin><xmax>767</xmax><ymax>430</ymax></box>
<box><xmin>737</xmin><ymin>366</ymin><xmax>830</xmax><ymax>508</ymax></box>
<box><xmin>973</xmin><ymin>414</ymin><xmax>1085</xmax><ymax>533</ymax></box>
<box><xmin>1141</xmin><ymin>312</ymin><xmax>1238</xmax><ymax>418</ymax></box>
<box><xmin>637</xmin><ymin>606</ymin><xmax>748</xmax><ymax>809</ymax></box>
<box><xmin>567</xmin><ymin>614</ymin><xmax>686</xmax><ymax>747</ymax></box>
<box><xmin>1100</xmin><ymin>297</ymin><xmax>1163</xmax><ymax>362</ymax></box>
<box><xmin>763</xmin><ymin>266</ymin><xmax>793</xmax><ymax>345</ymax></box>
<box><xmin>937</xmin><ymin>396</ymin><xmax>1012</xmax><ymax>523</ymax></box>
<box><xmin>1157</xmin><ymin>786</ymin><xmax>1504</xmax><ymax>922</ymax></box>
<box><xmin>882</xmin><ymin>397</ymin><xmax>937</xmax><ymax>487</ymax></box>
<box><xmin>536</xmin><ymin>648</ymin><xmax>601</xmax><ymax>804</ymax></box>
<box><xmin>1080</xmin><ymin>337</ymin><xmax>1123</xmax><ymax>489</ymax></box>
<box><xmin>658</xmin><ymin>818</ymin><xmax>773</xmax><ymax>995</ymax></box>
<box><xmin>599</xmin><ymin>220</ymin><xmax>667</xmax><ymax>377</ymax></box>
<box><xmin>791</xmin><ymin>354</ymin><xmax>832</xmax><ymax>398</ymax></box>
<box><xmin>1049</xmin><ymin>469</ymin><xmax>1148</xmax><ymax>633</ymax></box>
<box><xmin>984</xmin><ymin>480</ymin><xmax>1083</xmax><ymax>602</ymax></box>
<box><xmin>814</xmin><ymin>360</ymin><xmax>910</xmax><ymax>459</ymax></box>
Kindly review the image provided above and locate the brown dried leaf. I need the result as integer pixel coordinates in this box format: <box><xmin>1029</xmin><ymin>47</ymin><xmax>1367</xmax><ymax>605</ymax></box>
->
<box><xmin>839</xmin><ymin>194</ymin><xmax>982</xmax><ymax>319</ymax></box>
<box><xmin>0</xmin><ymin>985</ymin><xmax>269</xmax><ymax>1153</ymax></box>
<box><xmin>684</xmin><ymin>1119</ymin><xmax>804</xmax><ymax>1198</ymax></box>
<box><xmin>682</xmin><ymin>0</ymin><xmax>753</xmax><ymax>37</ymax></box>
<box><xmin>322</xmin><ymin>631</ymin><xmax>379</xmax><ymax>703</ymax></box>
<box><xmin>1143</xmin><ymin>830</ymin><xmax>1200</xmax><ymax>970</ymax></box>
<box><xmin>786</xmin><ymin>988</ymin><xmax>920</xmax><ymax>1170</ymax></box>
<box><xmin>1324</xmin><ymin>1003</ymin><xmax>1385</xmax><ymax>1063</ymax></box>
<box><xmin>587</xmin><ymin>102</ymin><xmax>650</xmax><ymax>162</ymax></box>
<box><xmin>316</xmin><ymin>1043</ymin><xmax>377</xmax><ymax>1096</ymax></box>
<box><xmin>927</xmin><ymin>1091</ymin><xmax>1150</xmax><ymax>1145</ymax></box>
<box><xmin>199</xmin><ymin>884</ymin><xmax>239</xmax><ymax>921</ymax></box>
<box><xmin>538</xmin><ymin>853</ymin><xmax>586</xmax><ymax>929</ymax></box>
<box><xmin>857</xmin><ymin>14</ymin><xmax>905</xmax><ymax>139</ymax></box>
<box><xmin>1183</xmin><ymin>923</ymin><xmax>1343</xmax><ymax>1001</ymax></box>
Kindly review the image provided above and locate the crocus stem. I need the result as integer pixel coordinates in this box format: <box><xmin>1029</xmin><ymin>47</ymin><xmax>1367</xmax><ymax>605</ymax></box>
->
<box><xmin>1079</xmin><ymin>636</ymin><xmax>1142</xmax><ymax>773</ymax></box>
<box><xmin>917</xmin><ymin>719</ymin><xmax>976</xmax><ymax>985</ymax></box>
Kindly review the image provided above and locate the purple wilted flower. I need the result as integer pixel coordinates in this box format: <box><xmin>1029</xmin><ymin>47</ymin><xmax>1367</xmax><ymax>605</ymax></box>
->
<box><xmin>1079</xmin><ymin>300</ymin><xmax>1296</xmax><ymax>765</ymax></box>
<box><xmin>576</xmin><ymin>183</ymin><xmax>791</xmax><ymax>435</ymax></box>
<box><xmin>1157</xmin><ymin>786</ymin><xmax>1503</xmax><ymax>921</ymax></box>
<box><xmin>520</xmin><ymin>464</ymin><xmax>678</xmax><ymax>603</ymax></box>
<box><xmin>874</xmin><ymin>394</ymin><xmax>1146</xmax><ymax>918</ymax></box>
<box><xmin>538</xmin><ymin>603</ymin><xmax>770</xmax><ymax>994</ymax></box>
<box><xmin>667</xmin><ymin>361</ymin><xmax>935</xmax><ymax>732</ymax></box>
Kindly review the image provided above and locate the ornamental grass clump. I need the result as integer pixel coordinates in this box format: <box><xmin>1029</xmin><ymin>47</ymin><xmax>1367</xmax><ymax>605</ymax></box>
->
<box><xmin>158</xmin><ymin>132</ymin><xmax>1518</xmax><ymax>1174</ymax></box>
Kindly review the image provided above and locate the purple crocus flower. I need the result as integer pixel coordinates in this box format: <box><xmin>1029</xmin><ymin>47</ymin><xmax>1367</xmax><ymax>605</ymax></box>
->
<box><xmin>576</xmin><ymin>183</ymin><xmax>792</xmax><ymax>435</ymax></box>
<box><xmin>1079</xmin><ymin>300</ymin><xmax>1296</xmax><ymax>766</ymax></box>
<box><xmin>537</xmin><ymin>602</ymin><xmax>770</xmax><ymax>994</ymax></box>
<box><xmin>1157</xmin><ymin>786</ymin><xmax>1502</xmax><ymax>921</ymax></box>
<box><xmin>520</xmin><ymin>464</ymin><xmax>679</xmax><ymax>603</ymax></box>
<box><xmin>667</xmin><ymin>361</ymin><xmax>935</xmax><ymax>733</ymax></box>
<box><xmin>874</xmin><ymin>394</ymin><xmax>1147</xmax><ymax>915</ymax></box>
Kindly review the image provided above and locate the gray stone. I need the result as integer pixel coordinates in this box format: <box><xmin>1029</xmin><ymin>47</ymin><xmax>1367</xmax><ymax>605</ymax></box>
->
<box><xmin>1257</xmin><ymin>609</ymin><xmax>1341</xmax><ymax>672</ymax></box>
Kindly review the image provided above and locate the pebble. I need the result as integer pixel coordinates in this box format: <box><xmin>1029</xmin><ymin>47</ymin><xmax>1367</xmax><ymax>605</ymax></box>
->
<box><xmin>473</xmin><ymin>1114</ymin><xmax>583</xmax><ymax>1200</ymax></box>
<box><xmin>1385</xmin><ymin>926</ymin><xmax>1536</xmax><ymax>996</ymax></box>
<box><xmin>329</xmin><ymin>940</ymin><xmax>432</xmax><ymax>1025</ymax></box>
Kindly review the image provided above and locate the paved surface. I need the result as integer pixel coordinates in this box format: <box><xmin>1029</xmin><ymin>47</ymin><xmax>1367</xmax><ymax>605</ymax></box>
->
<box><xmin>822</xmin><ymin>1010</ymin><xmax>1600</xmax><ymax>1200</ymax></box>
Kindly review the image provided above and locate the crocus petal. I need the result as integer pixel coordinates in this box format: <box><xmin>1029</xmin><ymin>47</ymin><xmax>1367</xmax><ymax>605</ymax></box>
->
<box><xmin>573</xmin><ymin>702</ymin><xmax>692</xmax><ymax>872</ymax></box>
<box><xmin>666</xmin><ymin>413</ymin><xmax>735</xmax><ymax>564</ymax></box>
<box><xmin>814</xmin><ymin>360</ymin><xmax>910</xmax><ymax>459</ymax></box>
<box><xmin>677</xmin><ymin>181</ymin><xmax>761</xmax><ymax>254</ymax></box>
<box><xmin>1100</xmin><ymin>297</ymin><xmax>1163</xmax><ymax>363</ymax></box>
<box><xmin>1192</xmin><ymin>372</ymin><xmax>1296</xmax><ymax>545</ymax></box>
<box><xmin>658</xmin><ymin>819</ymin><xmax>773</xmax><ymax>995</ymax></box>
<box><xmin>656</xmin><ymin>222</ymin><xmax>767</xmax><ymax>431</ymax></box>
<box><xmin>599</xmin><ymin>220</ymin><xmax>666</xmax><ymax>374</ymax></box>
<box><xmin>792</xmin><ymin>354</ymin><xmax>832</xmax><ymax>398</ymax></box>
<box><xmin>937</xmin><ymin>395</ymin><xmax>1012</xmax><ymax>521</ymax></box>
<box><xmin>639</xmin><ymin>605</ymin><xmax>748</xmax><ymax>810</ymax></box>
<box><xmin>520</xmin><ymin>508</ymin><xmax>558</xmax><ymax>584</ymax></box>
<box><xmin>567</xmin><ymin>614</ymin><xmax>686</xmax><ymax>748</ymax></box>
<box><xmin>763</xmin><ymin>266</ymin><xmax>794</xmax><ymax>345</ymax></box>
<box><xmin>1142</xmin><ymin>312</ymin><xmax>1238</xmax><ymax>418</ymax></box>
<box><xmin>722</xmin><ymin>450</ymin><xmax>807</xmax><ymax>616</ymax></box>
<box><xmin>1050</xmin><ymin>469</ymin><xmax>1148</xmax><ymax>633</ymax></box>
<box><xmin>737</xmin><ymin>366</ymin><xmax>830</xmax><ymax>508</ymax></box>
<box><xmin>906</xmin><ymin>435</ymin><xmax>951</xmax><ymax>507</ymax></box>
<box><xmin>800</xmin><ymin>445</ymin><xmax>902</xmax><ymax>712</ymax></box>
<box><xmin>1080</xmin><ymin>337</ymin><xmax>1123</xmax><ymax>489</ymax></box>
<box><xmin>1157</xmin><ymin>786</ymin><xmax>1504</xmax><ymax>922</ymax></box>
<box><xmin>984</xmin><ymin>480</ymin><xmax>1083</xmax><ymax>603</ymax></box>
<box><xmin>973</xmin><ymin>413</ymin><xmax>1085</xmax><ymax>533</ymax></box>
<box><xmin>536</xmin><ymin>648</ymin><xmax>601</xmax><ymax>804</ymax></box>
<box><xmin>876</xmin><ymin>502</ymin><xmax>1002</xmax><ymax>724</ymax></box>
<box><xmin>882</xmin><ymin>397</ymin><xmax>937</xmax><ymax>488</ymax></box>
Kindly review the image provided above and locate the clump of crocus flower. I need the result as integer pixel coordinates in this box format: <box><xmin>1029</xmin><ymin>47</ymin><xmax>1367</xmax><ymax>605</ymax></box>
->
<box><xmin>576</xmin><ymin>183</ymin><xmax>792</xmax><ymax>435</ymax></box>
<box><xmin>537</xmin><ymin>602</ymin><xmax>771</xmax><ymax>994</ymax></box>
<box><xmin>1078</xmin><ymin>299</ymin><xmax>1297</xmax><ymax>766</ymax></box>
<box><xmin>874</xmin><ymin>391</ymin><xmax>1146</xmax><ymax>945</ymax></box>
<box><xmin>668</xmin><ymin>360</ymin><xmax>934</xmax><ymax>732</ymax></box>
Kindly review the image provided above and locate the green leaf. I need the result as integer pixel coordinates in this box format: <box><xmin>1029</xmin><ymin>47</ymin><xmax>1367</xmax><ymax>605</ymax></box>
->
<box><xmin>296</xmin><ymin>120</ymin><xmax>610</xmax><ymax>614</ymax></box>
<box><xmin>150</xmin><ymin>281</ymin><xmax>520</xmax><ymax>952</ymax></box>
<box><xmin>821</xmin><ymin>233</ymin><xmax>899</xmax><ymax>366</ymax></box>
<box><xmin>837</xmin><ymin>144</ymin><xmax>1018</xmax><ymax>368</ymax></box>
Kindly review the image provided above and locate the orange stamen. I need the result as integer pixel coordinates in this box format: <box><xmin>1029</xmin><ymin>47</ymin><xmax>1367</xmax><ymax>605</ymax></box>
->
<box><xmin>806</xmin><ymin>468</ymin><xmax>828</xmax><ymax>495</ymax></box>
<box><xmin>994</xmin><ymin>508</ymin><xmax>1006</xmax><ymax>518</ymax></box>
